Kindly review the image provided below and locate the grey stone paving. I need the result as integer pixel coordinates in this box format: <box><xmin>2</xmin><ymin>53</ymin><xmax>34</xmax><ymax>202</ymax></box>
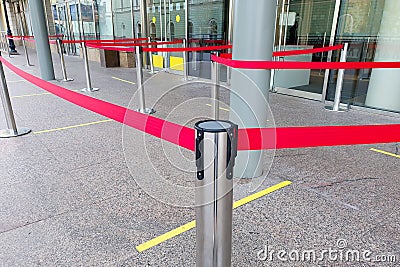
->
<box><xmin>0</xmin><ymin>46</ymin><xmax>399</xmax><ymax>266</ymax></box>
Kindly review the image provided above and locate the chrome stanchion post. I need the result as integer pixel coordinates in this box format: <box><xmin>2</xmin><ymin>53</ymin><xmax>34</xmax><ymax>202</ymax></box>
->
<box><xmin>148</xmin><ymin>36</ymin><xmax>155</xmax><ymax>74</ymax></box>
<box><xmin>183</xmin><ymin>38</ymin><xmax>189</xmax><ymax>81</ymax></box>
<box><xmin>135</xmin><ymin>45</ymin><xmax>155</xmax><ymax>114</ymax></box>
<box><xmin>21</xmin><ymin>36</ymin><xmax>33</xmax><ymax>67</ymax></box>
<box><xmin>57</xmin><ymin>39</ymin><xmax>73</xmax><ymax>82</ymax></box>
<box><xmin>325</xmin><ymin>43</ymin><xmax>349</xmax><ymax>112</ymax></box>
<box><xmin>17</xmin><ymin>12</ymin><xmax>32</xmax><ymax>66</ymax></box>
<box><xmin>226</xmin><ymin>66</ymin><xmax>231</xmax><ymax>86</ymax></box>
<box><xmin>211</xmin><ymin>52</ymin><xmax>220</xmax><ymax>120</ymax></box>
<box><xmin>81</xmin><ymin>42</ymin><xmax>99</xmax><ymax>92</ymax></box>
<box><xmin>195</xmin><ymin>120</ymin><xmax>238</xmax><ymax>267</ymax></box>
<box><xmin>0</xmin><ymin>52</ymin><xmax>31</xmax><ymax>138</ymax></box>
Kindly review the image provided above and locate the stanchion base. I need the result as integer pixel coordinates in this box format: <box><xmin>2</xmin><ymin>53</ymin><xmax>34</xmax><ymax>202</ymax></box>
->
<box><xmin>61</xmin><ymin>78</ymin><xmax>74</xmax><ymax>82</ymax></box>
<box><xmin>0</xmin><ymin>127</ymin><xmax>31</xmax><ymax>138</ymax></box>
<box><xmin>135</xmin><ymin>108</ymin><xmax>156</xmax><ymax>115</ymax></box>
<box><xmin>81</xmin><ymin>87</ymin><xmax>99</xmax><ymax>92</ymax></box>
<box><xmin>182</xmin><ymin>77</ymin><xmax>193</xmax><ymax>82</ymax></box>
<box><xmin>324</xmin><ymin>105</ymin><xmax>349</xmax><ymax>112</ymax></box>
<box><xmin>27</xmin><ymin>64</ymin><xmax>34</xmax><ymax>67</ymax></box>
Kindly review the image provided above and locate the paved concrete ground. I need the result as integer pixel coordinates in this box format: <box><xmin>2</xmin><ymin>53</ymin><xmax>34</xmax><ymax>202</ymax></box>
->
<box><xmin>0</xmin><ymin>46</ymin><xmax>399</xmax><ymax>266</ymax></box>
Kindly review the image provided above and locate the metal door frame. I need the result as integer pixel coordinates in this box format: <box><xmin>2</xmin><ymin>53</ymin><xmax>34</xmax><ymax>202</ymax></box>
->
<box><xmin>274</xmin><ymin>0</ymin><xmax>341</xmax><ymax>102</ymax></box>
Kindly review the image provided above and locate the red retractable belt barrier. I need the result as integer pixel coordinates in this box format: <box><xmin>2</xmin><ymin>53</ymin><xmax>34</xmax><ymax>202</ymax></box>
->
<box><xmin>1</xmin><ymin>56</ymin><xmax>400</xmax><ymax>151</ymax></box>
<box><xmin>237</xmin><ymin>125</ymin><xmax>400</xmax><ymax>150</ymax></box>
<box><xmin>273</xmin><ymin>44</ymin><xmax>344</xmax><ymax>57</ymax></box>
<box><xmin>86</xmin><ymin>37</ymin><xmax>148</xmax><ymax>43</ymax></box>
<box><xmin>211</xmin><ymin>54</ymin><xmax>400</xmax><ymax>70</ymax></box>
<box><xmin>142</xmin><ymin>44</ymin><xmax>232</xmax><ymax>53</ymax></box>
<box><xmin>217</xmin><ymin>45</ymin><xmax>343</xmax><ymax>60</ymax></box>
<box><xmin>60</xmin><ymin>38</ymin><xmax>150</xmax><ymax>45</ymax></box>
<box><xmin>0</xmin><ymin>57</ymin><xmax>195</xmax><ymax>151</ymax></box>
<box><xmin>86</xmin><ymin>40</ymin><xmax>183</xmax><ymax>47</ymax></box>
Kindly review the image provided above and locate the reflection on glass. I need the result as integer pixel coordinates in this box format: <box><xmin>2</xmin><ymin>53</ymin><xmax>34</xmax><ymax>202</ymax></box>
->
<box><xmin>274</xmin><ymin>0</ymin><xmax>336</xmax><ymax>98</ymax></box>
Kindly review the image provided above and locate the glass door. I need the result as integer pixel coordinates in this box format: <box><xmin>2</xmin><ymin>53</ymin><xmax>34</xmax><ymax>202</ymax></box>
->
<box><xmin>274</xmin><ymin>0</ymin><xmax>339</xmax><ymax>100</ymax></box>
<box><xmin>146</xmin><ymin>0</ymin><xmax>186</xmax><ymax>69</ymax></box>
<box><xmin>76</xmin><ymin>0</ymin><xmax>97</xmax><ymax>40</ymax></box>
<box><xmin>325</xmin><ymin>0</ymin><xmax>385</xmax><ymax>108</ymax></box>
<box><xmin>147</xmin><ymin>0</ymin><xmax>186</xmax><ymax>41</ymax></box>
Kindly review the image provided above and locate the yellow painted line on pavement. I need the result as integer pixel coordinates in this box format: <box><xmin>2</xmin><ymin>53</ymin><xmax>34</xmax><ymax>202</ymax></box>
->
<box><xmin>7</xmin><ymin>80</ymin><xmax>26</xmax><ymax>83</ymax></box>
<box><xmin>12</xmin><ymin>90</ymin><xmax>79</xmax><ymax>99</ymax></box>
<box><xmin>33</xmin><ymin>119</ymin><xmax>113</xmax><ymax>134</ymax></box>
<box><xmin>135</xmin><ymin>180</ymin><xmax>292</xmax><ymax>252</ymax></box>
<box><xmin>205</xmin><ymin>103</ymin><xmax>230</xmax><ymax>112</ymax></box>
<box><xmin>370</xmin><ymin>148</ymin><xmax>400</xmax><ymax>159</ymax></box>
<box><xmin>12</xmin><ymin>92</ymin><xmax>52</xmax><ymax>98</ymax></box>
<box><xmin>112</xmin><ymin>76</ymin><xmax>136</xmax><ymax>85</ymax></box>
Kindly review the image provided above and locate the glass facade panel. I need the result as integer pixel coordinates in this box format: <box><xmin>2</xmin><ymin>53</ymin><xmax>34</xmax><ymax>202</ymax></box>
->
<box><xmin>188</xmin><ymin>0</ymin><xmax>226</xmax><ymax>42</ymax></box>
<box><xmin>79</xmin><ymin>0</ymin><xmax>96</xmax><ymax>39</ymax></box>
<box><xmin>146</xmin><ymin>0</ymin><xmax>186</xmax><ymax>41</ymax></box>
<box><xmin>274</xmin><ymin>0</ymin><xmax>337</xmax><ymax>98</ymax></box>
<box><xmin>96</xmin><ymin>0</ymin><xmax>113</xmax><ymax>39</ymax></box>
<box><xmin>112</xmin><ymin>0</ymin><xmax>134</xmax><ymax>38</ymax></box>
<box><xmin>325</xmin><ymin>0</ymin><xmax>398</xmax><ymax>111</ymax></box>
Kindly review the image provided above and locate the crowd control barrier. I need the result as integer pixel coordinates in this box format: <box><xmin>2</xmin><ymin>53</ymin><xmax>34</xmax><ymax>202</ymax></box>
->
<box><xmin>20</xmin><ymin>35</ymin><xmax>32</xmax><ymax>67</ymax></box>
<box><xmin>195</xmin><ymin>120</ymin><xmax>238</xmax><ymax>267</ymax></box>
<box><xmin>183</xmin><ymin>39</ymin><xmax>189</xmax><ymax>80</ymax></box>
<box><xmin>135</xmin><ymin>46</ymin><xmax>155</xmax><ymax>114</ymax></box>
<box><xmin>0</xmin><ymin>52</ymin><xmax>31</xmax><ymax>137</ymax></box>
<box><xmin>325</xmin><ymin>43</ymin><xmax>349</xmax><ymax>112</ymax></box>
<box><xmin>81</xmin><ymin>41</ymin><xmax>98</xmax><ymax>92</ymax></box>
<box><xmin>2</xmin><ymin>43</ymin><xmax>400</xmax><ymax>266</ymax></box>
<box><xmin>211</xmin><ymin>52</ymin><xmax>221</xmax><ymax>119</ymax></box>
<box><xmin>56</xmin><ymin>39</ymin><xmax>73</xmax><ymax>82</ymax></box>
<box><xmin>148</xmin><ymin>37</ymin><xmax>155</xmax><ymax>74</ymax></box>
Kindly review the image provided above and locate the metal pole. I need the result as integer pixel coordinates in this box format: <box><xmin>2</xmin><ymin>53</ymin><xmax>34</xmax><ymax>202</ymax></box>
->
<box><xmin>77</xmin><ymin>0</ymin><xmax>84</xmax><ymax>41</ymax></box>
<box><xmin>164</xmin><ymin>0</ymin><xmax>167</xmax><ymax>41</ymax></box>
<box><xmin>18</xmin><ymin>11</ymin><xmax>33</xmax><ymax>67</ymax></box>
<box><xmin>81</xmin><ymin>41</ymin><xmax>98</xmax><ymax>92</ymax></box>
<box><xmin>56</xmin><ymin>38</ymin><xmax>73</xmax><ymax>82</ymax></box>
<box><xmin>321</xmin><ymin>0</ymin><xmax>341</xmax><ymax>102</ymax></box>
<box><xmin>148</xmin><ymin>36</ymin><xmax>155</xmax><ymax>73</ymax></box>
<box><xmin>283</xmin><ymin>0</ymin><xmax>289</xmax><ymax>48</ymax></box>
<box><xmin>140</xmin><ymin>0</ymin><xmax>149</xmax><ymax>68</ymax></box>
<box><xmin>135</xmin><ymin>45</ymin><xmax>155</xmax><ymax>114</ymax></box>
<box><xmin>325</xmin><ymin>43</ymin><xmax>349</xmax><ymax>112</ymax></box>
<box><xmin>130</xmin><ymin>0</ymin><xmax>136</xmax><ymax>39</ymax></box>
<box><xmin>277</xmin><ymin>0</ymin><xmax>286</xmax><ymax>52</ymax></box>
<box><xmin>319</xmin><ymin>31</ymin><xmax>327</xmax><ymax>75</ymax></box>
<box><xmin>211</xmin><ymin>53</ymin><xmax>220</xmax><ymax>119</ymax></box>
<box><xmin>195</xmin><ymin>120</ymin><xmax>238</xmax><ymax>267</ymax></box>
<box><xmin>226</xmin><ymin>0</ymin><xmax>233</xmax><ymax>86</ymax></box>
<box><xmin>0</xmin><ymin>52</ymin><xmax>31</xmax><ymax>138</ymax></box>
<box><xmin>182</xmin><ymin>38</ymin><xmax>188</xmax><ymax>81</ymax></box>
<box><xmin>332</xmin><ymin>43</ymin><xmax>348</xmax><ymax>111</ymax></box>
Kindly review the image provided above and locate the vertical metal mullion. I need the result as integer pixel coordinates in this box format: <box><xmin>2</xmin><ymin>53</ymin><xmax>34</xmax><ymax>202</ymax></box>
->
<box><xmin>321</xmin><ymin>0</ymin><xmax>341</xmax><ymax>103</ymax></box>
